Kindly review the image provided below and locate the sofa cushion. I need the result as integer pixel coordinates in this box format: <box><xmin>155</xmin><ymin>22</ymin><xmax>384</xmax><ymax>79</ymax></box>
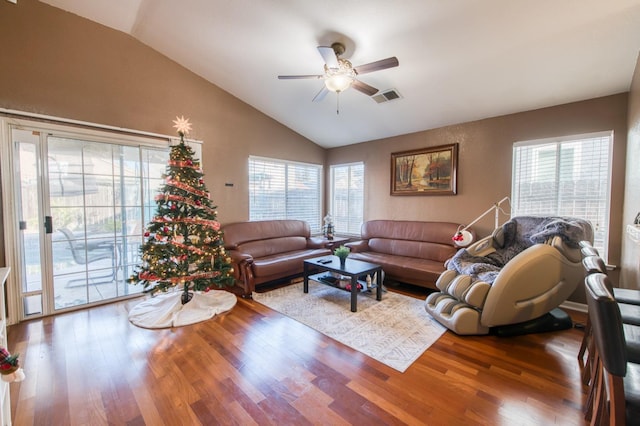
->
<box><xmin>238</xmin><ymin>236</ymin><xmax>308</xmax><ymax>259</ymax></box>
<box><xmin>349</xmin><ymin>252</ymin><xmax>446</xmax><ymax>283</ymax></box>
<box><xmin>252</xmin><ymin>248</ymin><xmax>331</xmax><ymax>278</ymax></box>
<box><xmin>367</xmin><ymin>238</ymin><xmax>456</xmax><ymax>263</ymax></box>
<box><xmin>361</xmin><ymin>220</ymin><xmax>459</xmax><ymax>246</ymax></box>
<box><xmin>223</xmin><ymin>219</ymin><xmax>310</xmax><ymax>248</ymax></box>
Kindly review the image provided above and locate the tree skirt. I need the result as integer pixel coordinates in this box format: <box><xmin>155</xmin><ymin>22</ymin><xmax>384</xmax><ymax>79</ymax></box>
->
<box><xmin>128</xmin><ymin>290</ymin><xmax>237</xmax><ymax>329</ymax></box>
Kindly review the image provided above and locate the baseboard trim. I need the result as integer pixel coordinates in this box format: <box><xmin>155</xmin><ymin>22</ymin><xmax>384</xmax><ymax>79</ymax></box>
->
<box><xmin>561</xmin><ymin>300</ymin><xmax>587</xmax><ymax>313</ymax></box>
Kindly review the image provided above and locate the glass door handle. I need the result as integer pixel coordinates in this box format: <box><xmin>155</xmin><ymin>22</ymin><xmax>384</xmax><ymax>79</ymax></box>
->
<box><xmin>44</xmin><ymin>216</ymin><xmax>53</xmax><ymax>234</ymax></box>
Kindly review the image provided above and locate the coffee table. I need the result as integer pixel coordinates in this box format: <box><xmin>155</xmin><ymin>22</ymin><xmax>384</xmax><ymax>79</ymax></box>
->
<box><xmin>303</xmin><ymin>255</ymin><xmax>383</xmax><ymax>312</ymax></box>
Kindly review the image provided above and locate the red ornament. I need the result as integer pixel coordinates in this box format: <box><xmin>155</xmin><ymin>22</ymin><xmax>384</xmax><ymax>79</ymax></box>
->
<box><xmin>199</xmin><ymin>179</ymin><xmax>204</xmax><ymax>185</ymax></box>
<box><xmin>163</xmin><ymin>227</ymin><xmax>169</xmax><ymax>233</ymax></box>
<box><xmin>171</xmin><ymin>204</ymin><xmax>177</xmax><ymax>210</ymax></box>
<box><xmin>186</xmin><ymin>159</ymin><xmax>193</xmax><ymax>166</ymax></box>
<box><xmin>195</xmin><ymin>200</ymin><xmax>202</xmax><ymax>206</ymax></box>
<box><xmin>345</xmin><ymin>283</ymin><xmax>363</xmax><ymax>291</ymax></box>
<box><xmin>144</xmin><ymin>231</ymin><xmax>150</xmax><ymax>237</ymax></box>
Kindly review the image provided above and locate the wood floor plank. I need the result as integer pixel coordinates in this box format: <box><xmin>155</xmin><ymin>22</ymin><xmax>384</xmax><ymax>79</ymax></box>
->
<box><xmin>7</xmin><ymin>284</ymin><xmax>589</xmax><ymax>425</ymax></box>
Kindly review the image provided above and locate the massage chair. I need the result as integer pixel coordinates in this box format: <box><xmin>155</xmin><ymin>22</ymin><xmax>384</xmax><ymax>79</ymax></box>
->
<box><xmin>425</xmin><ymin>216</ymin><xmax>593</xmax><ymax>335</ymax></box>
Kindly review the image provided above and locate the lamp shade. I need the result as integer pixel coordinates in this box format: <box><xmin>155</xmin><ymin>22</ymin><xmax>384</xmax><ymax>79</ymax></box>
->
<box><xmin>323</xmin><ymin>58</ymin><xmax>355</xmax><ymax>93</ymax></box>
<box><xmin>324</xmin><ymin>74</ymin><xmax>353</xmax><ymax>92</ymax></box>
<box><xmin>452</xmin><ymin>229</ymin><xmax>474</xmax><ymax>247</ymax></box>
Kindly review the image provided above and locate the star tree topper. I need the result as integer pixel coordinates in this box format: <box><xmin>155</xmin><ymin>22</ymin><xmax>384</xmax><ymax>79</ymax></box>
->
<box><xmin>173</xmin><ymin>115</ymin><xmax>192</xmax><ymax>136</ymax></box>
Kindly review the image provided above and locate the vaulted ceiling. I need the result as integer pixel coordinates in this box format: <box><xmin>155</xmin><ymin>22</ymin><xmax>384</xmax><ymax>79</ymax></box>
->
<box><xmin>40</xmin><ymin>0</ymin><xmax>640</xmax><ymax>148</ymax></box>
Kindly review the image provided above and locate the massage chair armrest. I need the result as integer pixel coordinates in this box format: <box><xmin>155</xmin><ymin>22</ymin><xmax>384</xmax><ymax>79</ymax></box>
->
<box><xmin>464</xmin><ymin>235</ymin><xmax>497</xmax><ymax>258</ymax></box>
<box><xmin>549</xmin><ymin>235</ymin><xmax>582</xmax><ymax>263</ymax></box>
<box><xmin>481</xmin><ymin>243</ymin><xmax>582</xmax><ymax>327</ymax></box>
<box><xmin>345</xmin><ymin>240</ymin><xmax>369</xmax><ymax>253</ymax></box>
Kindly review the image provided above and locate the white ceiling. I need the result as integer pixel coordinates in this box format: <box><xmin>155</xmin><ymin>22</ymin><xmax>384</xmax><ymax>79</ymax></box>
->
<box><xmin>40</xmin><ymin>0</ymin><xmax>640</xmax><ymax>148</ymax></box>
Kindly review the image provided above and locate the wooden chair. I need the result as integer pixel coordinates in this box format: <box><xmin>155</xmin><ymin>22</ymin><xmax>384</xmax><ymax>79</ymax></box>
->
<box><xmin>581</xmin><ymin>252</ymin><xmax>640</xmax><ymax>307</ymax></box>
<box><xmin>579</xmin><ymin>253</ymin><xmax>640</xmax><ymax>420</ymax></box>
<box><xmin>584</xmin><ymin>273</ymin><xmax>640</xmax><ymax>425</ymax></box>
<box><xmin>580</xmin><ymin>256</ymin><xmax>640</xmax><ymax>365</ymax></box>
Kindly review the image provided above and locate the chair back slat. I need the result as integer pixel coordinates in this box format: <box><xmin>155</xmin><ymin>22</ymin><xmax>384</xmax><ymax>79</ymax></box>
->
<box><xmin>582</xmin><ymin>255</ymin><xmax>607</xmax><ymax>275</ymax></box>
<box><xmin>585</xmin><ymin>273</ymin><xmax>627</xmax><ymax>376</ymax></box>
<box><xmin>580</xmin><ymin>245</ymin><xmax>599</xmax><ymax>258</ymax></box>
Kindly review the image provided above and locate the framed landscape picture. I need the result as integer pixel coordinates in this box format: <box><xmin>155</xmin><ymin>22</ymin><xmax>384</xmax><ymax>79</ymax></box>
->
<box><xmin>391</xmin><ymin>143</ymin><xmax>458</xmax><ymax>196</ymax></box>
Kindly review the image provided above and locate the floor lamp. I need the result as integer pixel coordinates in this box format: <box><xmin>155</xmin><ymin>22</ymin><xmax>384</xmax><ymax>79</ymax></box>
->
<box><xmin>452</xmin><ymin>196</ymin><xmax>511</xmax><ymax>247</ymax></box>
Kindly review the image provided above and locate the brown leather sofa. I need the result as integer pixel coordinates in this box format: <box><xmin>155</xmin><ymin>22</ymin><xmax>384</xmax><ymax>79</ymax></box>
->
<box><xmin>346</xmin><ymin>220</ymin><xmax>467</xmax><ymax>290</ymax></box>
<box><xmin>222</xmin><ymin>220</ymin><xmax>332</xmax><ymax>297</ymax></box>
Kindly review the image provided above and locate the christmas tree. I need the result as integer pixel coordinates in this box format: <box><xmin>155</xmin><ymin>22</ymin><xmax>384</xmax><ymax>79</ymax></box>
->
<box><xmin>129</xmin><ymin>116</ymin><xmax>234</xmax><ymax>304</ymax></box>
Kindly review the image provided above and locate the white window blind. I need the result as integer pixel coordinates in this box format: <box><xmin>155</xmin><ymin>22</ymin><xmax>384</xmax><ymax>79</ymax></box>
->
<box><xmin>512</xmin><ymin>132</ymin><xmax>612</xmax><ymax>259</ymax></box>
<box><xmin>330</xmin><ymin>162</ymin><xmax>364</xmax><ymax>236</ymax></box>
<box><xmin>249</xmin><ymin>156</ymin><xmax>322</xmax><ymax>233</ymax></box>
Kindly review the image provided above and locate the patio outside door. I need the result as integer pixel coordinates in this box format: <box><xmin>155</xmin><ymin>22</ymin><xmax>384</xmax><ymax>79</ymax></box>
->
<box><xmin>12</xmin><ymin>127</ymin><xmax>167</xmax><ymax>318</ymax></box>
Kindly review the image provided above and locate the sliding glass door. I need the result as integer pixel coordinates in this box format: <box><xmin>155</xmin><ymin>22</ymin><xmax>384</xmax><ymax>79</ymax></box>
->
<box><xmin>11</xmin><ymin>126</ymin><xmax>168</xmax><ymax>318</ymax></box>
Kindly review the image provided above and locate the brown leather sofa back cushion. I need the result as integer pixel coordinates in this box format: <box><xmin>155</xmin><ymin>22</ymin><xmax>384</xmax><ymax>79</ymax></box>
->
<box><xmin>361</xmin><ymin>220</ymin><xmax>460</xmax><ymax>262</ymax></box>
<box><xmin>238</xmin><ymin>236</ymin><xmax>308</xmax><ymax>259</ymax></box>
<box><xmin>367</xmin><ymin>239</ymin><xmax>456</xmax><ymax>263</ymax></box>
<box><xmin>223</xmin><ymin>219</ymin><xmax>311</xmax><ymax>248</ymax></box>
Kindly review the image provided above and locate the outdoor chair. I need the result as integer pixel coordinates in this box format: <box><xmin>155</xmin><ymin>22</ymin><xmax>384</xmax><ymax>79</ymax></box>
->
<box><xmin>58</xmin><ymin>228</ymin><xmax>118</xmax><ymax>286</ymax></box>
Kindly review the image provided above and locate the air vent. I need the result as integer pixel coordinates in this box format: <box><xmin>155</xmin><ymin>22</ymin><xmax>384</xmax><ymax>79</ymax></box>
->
<box><xmin>372</xmin><ymin>89</ymin><xmax>402</xmax><ymax>104</ymax></box>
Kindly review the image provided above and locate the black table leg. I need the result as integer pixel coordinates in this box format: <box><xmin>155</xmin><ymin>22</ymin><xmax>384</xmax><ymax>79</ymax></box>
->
<box><xmin>350</xmin><ymin>275</ymin><xmax>358</xmax><ymax>312</ymax></box>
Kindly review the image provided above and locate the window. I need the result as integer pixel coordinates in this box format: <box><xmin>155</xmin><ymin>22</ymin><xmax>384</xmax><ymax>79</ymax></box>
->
<box><xmin>512</xmin><ymin>132</ymin><xmax>612</xmax><ymax>259</ymax></box>
<box><xmin>249</xmin><ymin>156</ymin><xmax>322</xmax><ymax>232</ymax></box>
<box><xmin>330</xmin><ymin>162</ymin><xmax>364</xmax><ymax>236</ymax></box>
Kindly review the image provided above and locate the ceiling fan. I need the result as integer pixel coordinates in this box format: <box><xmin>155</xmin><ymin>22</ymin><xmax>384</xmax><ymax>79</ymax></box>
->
<box><xmin>278</xmin><ymin>42</ymin><xmax>399</xmax><ymax>103</ymax></box>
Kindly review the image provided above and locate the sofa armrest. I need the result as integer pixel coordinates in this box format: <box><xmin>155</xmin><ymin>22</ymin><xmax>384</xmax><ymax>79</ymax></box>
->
<box><xmin>228</xmin><ymin>250</ymin><xmax>253</xmax><ymax>265</ymax></box>
<box><xmin>227</xmin><ymin>250</ymin><xmax>255</xmax><ymax>297</ymax></box>
<box><xmin>345</xmin><ymin>240</ymin><xmax>369</xmax><ymax>253</ymax></box>
<box><xmin>307</xmin><ymin>237</ymin><xmax>326</xmax><ymax>249</ymax></box>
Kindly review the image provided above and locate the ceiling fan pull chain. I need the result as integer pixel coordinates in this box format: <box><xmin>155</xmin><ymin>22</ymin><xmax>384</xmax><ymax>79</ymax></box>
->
<box><xmin>336</xmin><ymin>92</ymin><xmax>340</xmax><ymax>115</ymax></box>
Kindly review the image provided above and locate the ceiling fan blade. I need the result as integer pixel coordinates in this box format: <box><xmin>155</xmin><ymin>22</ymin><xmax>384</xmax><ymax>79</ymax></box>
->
<box><xmin>312</xmin><ymin>86</ymin><xmax>329</xmax><ymax>102</ymax></box>
<box><xmin>317</xmin><ymin>46</ymin><xmax>339</xmax><ymax>69</ymax></box>
<box><xmin>352</xmin><ymin>80</ymin><xmax>379</xmax><ymax>96</ymax></box>
<box><xmin>354</xmin><ymin>57</ymin><xmax>399</xmax><ymax>75</ymax></box>
<box><xmin>278</xmin><ymin>75</ymin><xmax>323</xmax><ymax>80</ymax></box>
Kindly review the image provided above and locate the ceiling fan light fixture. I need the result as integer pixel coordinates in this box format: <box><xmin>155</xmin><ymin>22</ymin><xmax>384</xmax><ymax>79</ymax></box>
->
<box><xmin>323</xmin><ymin>58</ymin><xmax>355</xmax><ymax>93</ymax></box>
<box><xmin>324</xmin><ymin>74</ymin><xmax>353</xmax><ymax>92</ymax></box>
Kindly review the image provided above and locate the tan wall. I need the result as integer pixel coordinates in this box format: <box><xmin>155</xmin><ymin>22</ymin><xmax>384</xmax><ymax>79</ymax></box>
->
<box><xmin>0</xmin><ymin>0</ymin><xmax>325</xmax><ymax>228</ymax></box>
<box><xmin>327</xmin><ymin>94</ymin><xmax>629</xmax><ymax>301</ymax></box>
<box><xmin>622</xmin><ymin>53</ymin><xmax>640</xmax><ymax>290</ymax></box>
<box><xmin>0</xmin><ymin>1</ymin><xmax>633</xmax><ymax>300</ymax></box>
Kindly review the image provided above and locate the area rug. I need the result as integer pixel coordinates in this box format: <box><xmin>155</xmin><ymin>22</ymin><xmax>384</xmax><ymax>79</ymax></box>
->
<box><xmin>253</xmin><ymin>281</ymin><xmax>446</xmax><ymax>372</ymax></box>
<box><xmin>128</xmin><ymin>290</ymin><xmax>237</xmax><ymax>329</ymax></box>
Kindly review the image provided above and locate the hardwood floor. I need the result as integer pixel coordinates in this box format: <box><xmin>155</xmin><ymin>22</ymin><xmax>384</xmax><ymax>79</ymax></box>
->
<box><xmin>7</xmin><ymin>284</ymin><xmax>589</xmax><ymax>425</ymax></box>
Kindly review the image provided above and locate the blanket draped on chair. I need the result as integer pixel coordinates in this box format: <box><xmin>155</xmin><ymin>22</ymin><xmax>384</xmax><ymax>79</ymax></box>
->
<box><xmin>447</xmin><ymin>216</ymin><xmax>593</xmax><ymax>284</ymax></box>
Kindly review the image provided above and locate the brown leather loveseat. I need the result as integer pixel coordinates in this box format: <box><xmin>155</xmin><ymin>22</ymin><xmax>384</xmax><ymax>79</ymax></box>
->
<box><xmin>346</xmin><ymin>220</ymin><xmax>468</xmax><ymax>290</ymax></box>
<box><xmin>222</xmin><ymin>220</ymin><xmax>331</xmax><ymax>297</ymax></box>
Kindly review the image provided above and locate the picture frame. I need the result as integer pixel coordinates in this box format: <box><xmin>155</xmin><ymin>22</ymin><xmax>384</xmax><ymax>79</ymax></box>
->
<box><xmin>391</xmin><ymin>143</ymin><xmax>458</xmax><ymax>196</ymax></box>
